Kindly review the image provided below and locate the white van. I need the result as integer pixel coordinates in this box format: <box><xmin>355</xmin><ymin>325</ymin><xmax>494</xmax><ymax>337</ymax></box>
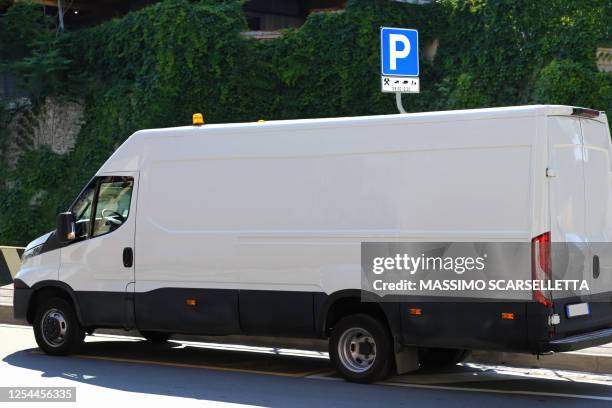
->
<box><xmin>13</xmin><ymin>105</ymin><xmax>612</xmax><ymax>383</ymax></box>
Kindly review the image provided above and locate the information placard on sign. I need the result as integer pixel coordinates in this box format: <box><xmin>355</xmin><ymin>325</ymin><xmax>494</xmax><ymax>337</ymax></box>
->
<box><xmin>380</xmin><ymin>27</ymin><xmax>419</xmax><ymax>94</ymax></box>
<box><xmin>381</xmin><ymin>76</ymin><xmax>419</xmax><ymax>93</ymax></box>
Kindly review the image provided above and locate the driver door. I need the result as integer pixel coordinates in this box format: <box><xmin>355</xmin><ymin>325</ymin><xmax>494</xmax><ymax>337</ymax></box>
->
<box><xmin>60</xmin><ymin>172</ymin><xmax>138</xmax><ymax>328</ymax></box>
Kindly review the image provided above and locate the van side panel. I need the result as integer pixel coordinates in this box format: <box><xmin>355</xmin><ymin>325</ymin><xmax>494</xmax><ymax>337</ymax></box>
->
<box><xmin>136</xmin><ymin>116</ymin><xmax>539</xmax><ymax>291</ymax></box>
<box><xmin>133</xmin><ymin>115</ymin><xmax>544</xmax><ymax>341</ymax></box>
<box><xmin>135</xmin><ymin>288</ymin><xmax>240</xmax><ymax>334</ymax></box>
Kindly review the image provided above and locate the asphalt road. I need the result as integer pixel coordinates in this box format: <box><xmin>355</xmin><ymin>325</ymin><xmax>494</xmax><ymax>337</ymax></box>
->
<box><xmin>1</xmin><ymin>323</ymin><xmax>612</xmax><ymax>407</ymax></box>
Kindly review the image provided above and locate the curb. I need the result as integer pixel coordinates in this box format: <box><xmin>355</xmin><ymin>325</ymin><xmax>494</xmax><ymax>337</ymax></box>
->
<box><xmin>1</xmin><ymin>303</ymin><xmax>609</xmax><ymax>374</ymax></box>
<box><xmin>0</xmin><ymin>304</ymin><xmax>20</xmax><ymax>326</ymax></box>
<box><xmin>468</xmin><ymin>349</ymin><xmax>612</xmax><ymax>374</ymax></box>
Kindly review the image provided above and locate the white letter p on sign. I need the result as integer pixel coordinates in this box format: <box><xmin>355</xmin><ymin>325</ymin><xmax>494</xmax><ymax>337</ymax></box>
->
<box><xmin>389</xmin><ymin>34</ymin><xmax>411</xmax><ymax>70</ymax></box>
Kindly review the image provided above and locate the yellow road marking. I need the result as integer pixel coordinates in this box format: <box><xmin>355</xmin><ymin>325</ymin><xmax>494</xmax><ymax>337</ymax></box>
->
<box><xmin>30</xmin><ymin>350</ymin><xmax>325</xmax><ymax>378</ymax></box>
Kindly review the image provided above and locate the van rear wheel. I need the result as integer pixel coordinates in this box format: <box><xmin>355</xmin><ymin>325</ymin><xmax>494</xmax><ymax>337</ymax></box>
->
<box><xmin>329</xmin><ymin>314</ymin><xmax>393</xmax><ymax>383</ymax></box>
<box><xmin>33</xmin><ymin>297</ymin><xmax>84</xmax><ymax>356</ymax></box>
<box><xmin>140</xmin><ymin>331</ymin><xmax>171</xmax><ymax>343</ymax></box>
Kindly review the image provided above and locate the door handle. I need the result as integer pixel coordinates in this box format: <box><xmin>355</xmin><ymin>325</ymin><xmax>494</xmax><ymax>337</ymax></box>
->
<box><xmin>593</xmin><ymin>255</ymin><xmax>600</xmax><ymax>279</ymax></box>
<box><xmin>123</xmin><ymin>247</ymin><xmax>133</xmax><ymax>268</ymax></box>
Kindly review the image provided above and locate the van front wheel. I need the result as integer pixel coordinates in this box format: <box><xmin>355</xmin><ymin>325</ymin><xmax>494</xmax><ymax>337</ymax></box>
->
<box><xmin>329</xmin><ymin>314</ymin><xmax>393</xmax><ymax>383</ymax></box>
<box><xmin>33</xmin><ymin>297</ymin><xmax>84</xmax><ymax>355</ymax></box>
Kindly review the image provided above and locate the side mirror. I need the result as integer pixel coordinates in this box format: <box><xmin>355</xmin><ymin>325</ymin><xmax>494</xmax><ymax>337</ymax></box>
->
<box><xmin>57</xmin><ymin>212</ymin><xmax>76</xmax><ymax>243</ymax></box>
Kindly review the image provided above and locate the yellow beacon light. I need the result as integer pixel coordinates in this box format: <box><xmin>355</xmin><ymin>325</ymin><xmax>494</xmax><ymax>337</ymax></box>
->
<box><xmin>193</xmin><ymin>113</ymin><xmax>204</xmax><ymax>126</ymax></box>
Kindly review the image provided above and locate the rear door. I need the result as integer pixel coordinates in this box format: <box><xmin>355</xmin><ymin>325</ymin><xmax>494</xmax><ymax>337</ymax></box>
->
<box><xmin>581</xmin><ymin>118</ymin><xmax>612</xmax><ymax>328</ymax></box>
<box><xmin>548</xmin><ymin>116</ymin><xmax>591</xmax><ymax>304</ymax></box>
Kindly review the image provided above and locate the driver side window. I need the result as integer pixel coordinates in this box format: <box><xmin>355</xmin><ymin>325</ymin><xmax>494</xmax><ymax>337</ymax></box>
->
<box><xmin>71</xmin><ymin>181</ymin><xmax>97</xmax><ymax>239</ymax></box>
<box><xmin>92</xmin><ymin>177</ymin><xmax>134</xmax><ymax>237</ymax></box>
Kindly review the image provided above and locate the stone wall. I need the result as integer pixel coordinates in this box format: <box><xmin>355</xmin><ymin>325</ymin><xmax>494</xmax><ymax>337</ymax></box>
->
<box><xmin>5</xmin><ymin>97</ymin><xmax>84</xmax><ymax>167</ymax></box>
<box><xmin>597</xmin><ymin>47</ymin><xmax>612</xmax><ymax>73</ymax></box>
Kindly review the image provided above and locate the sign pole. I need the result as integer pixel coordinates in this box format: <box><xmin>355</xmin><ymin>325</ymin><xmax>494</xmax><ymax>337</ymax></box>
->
<box><xmin>380</xmin><ymin>27</ymin><xmax>420</xmax><ymax>115</ymax></box>
<box><xmin>395</xmin><ymin>92</ymin><xmax>406</xmax><ymax>114</ymax></box>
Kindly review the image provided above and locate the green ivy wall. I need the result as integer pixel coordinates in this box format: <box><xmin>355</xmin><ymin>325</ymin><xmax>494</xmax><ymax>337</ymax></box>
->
<box><xmin>0</xmin><ymin>0</ymin><xmax>610</xmax><ymax>245</ymax></box>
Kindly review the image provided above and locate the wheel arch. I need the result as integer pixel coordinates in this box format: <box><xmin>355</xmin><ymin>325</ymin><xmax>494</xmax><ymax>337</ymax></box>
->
<box><xmin>27</xmin><ymin>281</ymin><xmax>83</xmax><ymax>325</ymax></box>
<box><xmin>316</xmin><ymin>290</ymin><xmax>401</xmax><ymax>340</ymax></box>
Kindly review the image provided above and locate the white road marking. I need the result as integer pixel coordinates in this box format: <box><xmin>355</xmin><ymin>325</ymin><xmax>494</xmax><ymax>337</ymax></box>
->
<box><xmin>91</xmin><ymin>334</ymin><xmax>331</xmax><ymax>359</ymax></box>
<box><xmin>89</xmin><ymin>332</ymin><xmax>144</xmax><ymax>341</ymax></box>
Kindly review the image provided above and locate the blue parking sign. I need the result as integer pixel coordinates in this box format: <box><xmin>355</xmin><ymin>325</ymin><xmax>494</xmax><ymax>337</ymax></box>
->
<box><xmin>381</xmin><ymin>27</ymin><xmax>419</xmax><ymax>77</ymax></box>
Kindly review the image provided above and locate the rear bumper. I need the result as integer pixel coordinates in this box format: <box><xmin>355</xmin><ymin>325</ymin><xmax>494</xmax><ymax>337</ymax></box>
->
<box><xmin>13</xmin><ymin>287</ymin><xmax>33</xmax><ymax>322</ymax></box>
<box><xmin>545</xmin><ymin>327</ymin><xmax>612</xmax><ymax>352</ymax></box>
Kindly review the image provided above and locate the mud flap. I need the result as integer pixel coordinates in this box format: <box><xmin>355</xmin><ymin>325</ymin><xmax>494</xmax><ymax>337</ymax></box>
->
<box><xmin>395</xmin><ymin>346</ymin><xmax>419</xmax><ymax>374</ymax></box>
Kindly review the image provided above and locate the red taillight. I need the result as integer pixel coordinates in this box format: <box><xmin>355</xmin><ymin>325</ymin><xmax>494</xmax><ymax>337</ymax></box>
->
<box><xmin>532</xmin><ymin>232</ymin><xmax>553</xmax><ymax>307</ymax></box>
<box><xmin>537</xmin><ymin>232</ymin><xmax>550</xmax><ymax>272</ymax></box>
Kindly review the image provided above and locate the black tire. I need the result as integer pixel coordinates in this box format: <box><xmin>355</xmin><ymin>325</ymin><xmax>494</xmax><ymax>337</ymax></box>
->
<box><xmin>33</xmin><ymin>297</ymin><xmax>84</xmax><ymax>356</ymax></box>
<box><xmin>329</xmin><ymin>314</ymin><xmax>393</xmax><ymax>383</ymax></box>
<box><xmin>140</xmin><ymin>331</ymin><xmax>171</xmax><ymax>343</ymax></box>
<box><xmin>418</xmin><ymin>348</ymin><xmax>471</xmax><ymax>371</ymax></box>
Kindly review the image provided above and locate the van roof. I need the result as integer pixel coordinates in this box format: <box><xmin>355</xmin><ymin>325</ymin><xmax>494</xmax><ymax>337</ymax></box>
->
<box><xmin>97</xmin><ymin>104</ymin><xmax>607</xmax><ymax>174</ymax></box>
<box><xmin>135</xmin><ymin>105</ymin><xmax>606</xmax><ymax>136</ymax></box>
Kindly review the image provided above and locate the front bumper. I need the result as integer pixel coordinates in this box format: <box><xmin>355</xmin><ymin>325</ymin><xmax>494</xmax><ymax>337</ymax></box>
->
<box><xmin>13</xmin><ymin>286</ymin><xmax>33</xmax><ymax>323</ymax></box>
<box><xmin>546</xmin><ymin>327</ymin><xmax>612</xmax><ymax>352</ymax></box>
